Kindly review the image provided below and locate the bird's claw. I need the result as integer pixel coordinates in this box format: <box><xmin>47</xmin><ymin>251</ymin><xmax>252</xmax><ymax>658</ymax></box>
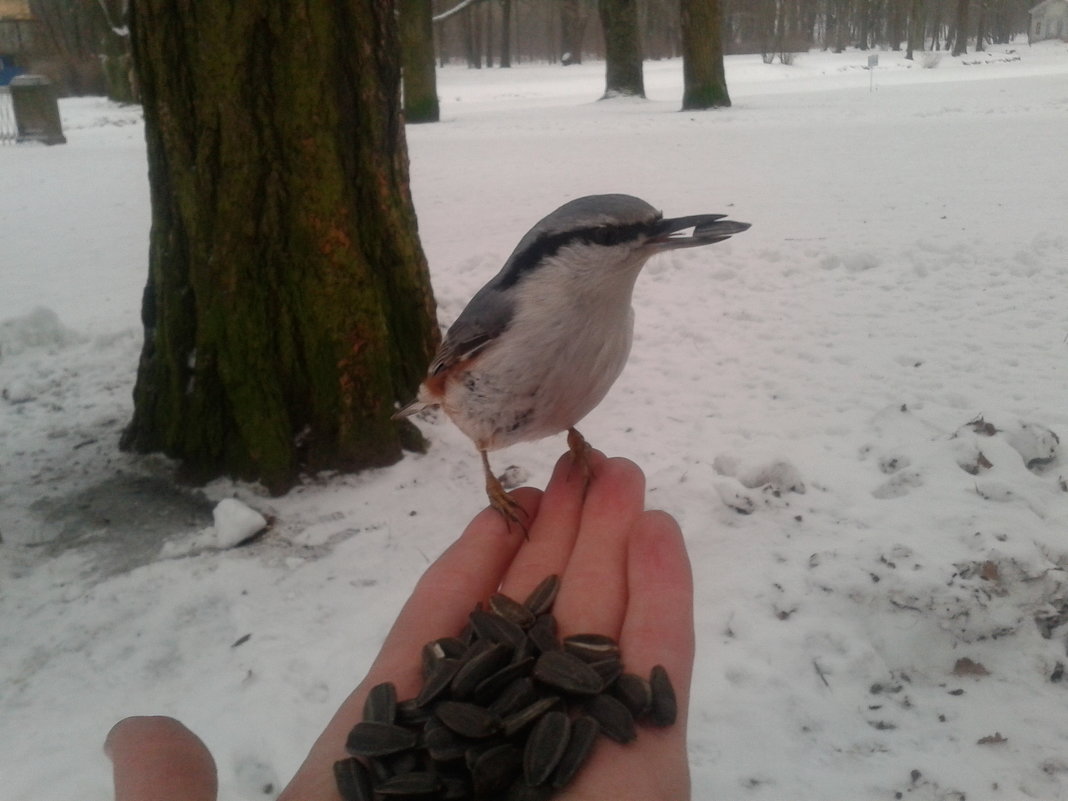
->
<box><xmin>482</xmin><ymin>451</ymin><xmax>530</xmax><ymax>536</ymax></box>
<box><xmin>566</xmin><ymin>427</ymin><xmax>593</xmax><ymax>492</ymax></box>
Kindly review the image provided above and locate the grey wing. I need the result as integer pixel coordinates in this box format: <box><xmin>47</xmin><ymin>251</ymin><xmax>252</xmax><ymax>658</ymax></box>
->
<box><xmin>428</xmin><ymin>284</ymin><xmax>515</xmax><ymax>376</ymax></box>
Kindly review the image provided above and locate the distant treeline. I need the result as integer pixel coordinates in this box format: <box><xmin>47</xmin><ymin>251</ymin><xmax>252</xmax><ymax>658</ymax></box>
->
<box><xmin>433</xmin><ymin>0</ymin><xmax>1035</xmax><ymax>67</ymax></box>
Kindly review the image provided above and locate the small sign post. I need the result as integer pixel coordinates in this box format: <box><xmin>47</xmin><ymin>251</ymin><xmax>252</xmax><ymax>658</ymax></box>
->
<box><xmin>868</xmin><ymin>54</ymin><xmax>879</xmax><ymax>93</ymax></box>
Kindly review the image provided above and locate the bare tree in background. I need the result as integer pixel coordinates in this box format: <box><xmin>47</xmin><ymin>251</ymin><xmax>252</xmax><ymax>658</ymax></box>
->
<box><xmin>951</xmin><ymin>0</ymin><xmax>970</xmax><ymax>54</ymax></box>
<box><xmin>973</xmin><ymin>0</ymin><xmax>988</xmax><ymax>50</ymax></box>
<box><xmin>681</xmin><ymin>0</ymin><xmax>731</xmax><ymax>109</ymax></box>
<box><xmin>28</xmin><ymin>0</ymin><xmax>134</xmax><ymax>100</ymax></box>
<box><xmin>560</xmin><ymin>0</ymin><xmax>593</xmax><ymax>64</ymax></box>
<box><xmin>499</xmin><ymin>0</ymin><xmax>512</xmax><ymax>66</ymax></box>
<box><xmin>599</xmin><ymin>0</ymin><xmax>645</xmax><ymax>96</ymax></box>
<box><xmin>122</xmin><ymin>0</ymin><xmax>439</xmax><ymax>493</ymax></box>
<box><xmin>430</xmin><ymin>0</ymin><xmax>1033</xmax><ymax>68</ymax></box>
<box><xmin>401</xmin><ymin>0</ymin><xmax>440</xmax><ymax>121</ymax></box>
<box><xmin>906</xmin><ymin>0</ymin><xmax>925</xmax><ymax>58</ymax></box>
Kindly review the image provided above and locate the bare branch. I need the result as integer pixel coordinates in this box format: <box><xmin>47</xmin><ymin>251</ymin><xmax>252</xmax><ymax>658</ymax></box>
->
<box><xmin>95</xmin><ymin>0</ymin><xmax>129</xmax><ymax>36</ymax></box>
<box><xmin>432</xmin><ymin>0</ymin><xmax>483</xmax><ymax>24</ymax></box>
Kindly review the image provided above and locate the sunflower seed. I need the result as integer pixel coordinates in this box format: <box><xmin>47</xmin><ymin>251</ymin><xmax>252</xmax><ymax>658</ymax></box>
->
<box><xmin>649</xmin><ymin>664</ymin><xmax>677</xmax><ymax>726</ymax></box>
<box><xmin>362</xmin><ymin>681</ymin><xmax>397</xmax><ymax>724</ymax></box>
<box><xmin>501</xmin><ymin>695</ymin><xmax>561</xmax><ymax>738</ymax></box>
<box><xmin>551</xmin><ymin>714</ymin><xmax>600</xmax><ymax>790</ymax></box>
<box><xmin>527</xmin><ymin>614</ymin><xmax>560</xmax><ymax>653</ymax></box>
<box><xmin>471</xmin><ymin>743</ymin><xmax>522</xmax><ymax>797</ymax></box>
<box><xmin>585</xmin><ymin>693</ymin><xmax>636</xmax><ymax>744</ymax></box>
<box><xmin>523</xmin><ymin>710</ymin><xmax>570</xmax><ymax>786</ymax></box>
<box><xmin>441</xmin><ymin>774</ymin><xmax>473</xmax><ymax>800</ymax></box>
<box><xmin>588</xmin><ymin>656</ymin><xmax>624</xmax><ymax>686</ymax></box>
<box><xmin>464</xmin><ymin>739</ymin><xmax>504</xmax><ymax>773</ymax></box>
<box><xmin>533</xmin><ymin>650</ymin><xmax>604</xmax><ymax>695</ymax></box>
<box><xmin>522</xmin><ymin>574</ymin><xmax>560</xmax><ymax>616</ymax></box>
<box><xmin>511</xmin><ymin>633</ymin><xmax>536</xmax><ymax>664</ymax></box>
<box><xmin>422</xmin><ymin>637</ymin><xmax>466</xmax><ymax>676</ymax></box>
<box><xmin>333</xmin><ymin>757</ymin><xmax>374</xmax><ymax>801</ymax></box>
<box><xmin>395</xmin><ymin>698</ymin><xmax>432</xmax><ymax>727</ymax></box>
<box><xmin>488</xmin><ymin>676</ymin><xmax>538</xmax><ymax>717</ymax></box>
<box><xmin>474</xmin><ymin>657</ymin><xmax>535</xmax><ymax>705</ymax></box>
<box><xmin>612</xmin><ymin>672</ymin><xmax>652</xmax><ymax>718</ymax></box>
<box><xmin>470</xmin><ymin>609</ymin><xmax>527</xmax><ymax>648</ymax></box>
<box><xmin>345</xmin><ymin>721</ymin><xmax>419</xmax><ymax>757</ymax></box>
<box><xmin>415</xmin><ymin>657</ymin><xmax>463</xmax><ymax>707</ymax></box>
<box><xmin>366</xmin><ymin>757</ymin><xmax>392</xmax><ymax>785</ymax></box>
<box><xmin>563</xmin><ymin>633</ymin><xmax>621</xmax><ymax>663</ymax></box>
<box><xmin>435</xmin><ymin>700</ymin><xmax>502</xmax><ymax>739</ymax></box>
<box><xmin>375</xmin><ymin>771</ymin><xmax>443</xmax><ymax>796</ymax></box>
<box><xmin>490</xmin><ymin>592</ymin><xmax>536</xmax><ymax>628</ymax></box>
<box><xmin>382</xmin><ymin>748</ymin><xmax>421</xmax><ymax>777</ymax></box>
<box><xmin>424</xmin><ymin>718</ymin><xmax>472</xmax><ymax>762</ymax></box>
<box><xmin>451</xmin><ymin>641</ymin><xmax>513</xmax><ymax>699</ymax></box>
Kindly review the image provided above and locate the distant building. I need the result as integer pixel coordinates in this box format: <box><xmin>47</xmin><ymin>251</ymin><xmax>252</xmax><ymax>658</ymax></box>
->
<box><xmin>1030</xmin><ymin>0</ymin><xmax>1068</xmax><ymax>41</ymax></box>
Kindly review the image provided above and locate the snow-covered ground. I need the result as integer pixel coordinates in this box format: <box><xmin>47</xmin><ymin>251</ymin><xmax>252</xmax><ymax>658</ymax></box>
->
<box><xmin>2</xmin><ymin>42</ymin><xmax>1068</xmax><ymax>800</ymax></box>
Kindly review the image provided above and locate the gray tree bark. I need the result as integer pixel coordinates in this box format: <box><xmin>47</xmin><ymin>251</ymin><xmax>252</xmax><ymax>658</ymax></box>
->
<box><xmin>599</xmin><ymin>0</ymin><xmax>645</xmax><ymax>97</ymax></box>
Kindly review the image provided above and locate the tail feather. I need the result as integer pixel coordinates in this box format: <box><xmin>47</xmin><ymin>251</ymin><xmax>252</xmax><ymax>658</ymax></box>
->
<box><xmin>392</xmin><ymin>397</ymin><xmax>431</xmax><ymax>421</ymax></box>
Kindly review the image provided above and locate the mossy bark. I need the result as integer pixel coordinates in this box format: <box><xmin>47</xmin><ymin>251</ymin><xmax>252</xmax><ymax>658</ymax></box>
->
<box><xmin>598</xmin><ymin>0</ymin><xmax>645</xmax><ymax>98</ymax></box>
<box><xmin>680</xmin><ymin>0</ymin><xmax>731</xmax><ymax>110</ymax></box>
<box><xmin>122</xmin><ymin>0</ymin><xmax>439</xmax><ymax>494</ymax></box>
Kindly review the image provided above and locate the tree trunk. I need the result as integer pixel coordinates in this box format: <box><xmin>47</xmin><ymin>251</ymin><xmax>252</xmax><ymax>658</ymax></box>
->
<box><xmin>974</xmin><ymin>0</ymin><xmax>987</xmax><ymax>51</ymax></box>
<box><xmin>906</xmin><ymin>0</ymin><xmax>924</xmax><ymax>59</ymax></box>
<box><xmin>123</xmin><ymin>0</ymin><xmax>439</xmax><ymax>494</ymax></box>
<box><xmin>680</xmin><ymin>0</ymin><xmax>731</xmax><ymax>109</ymax></box>
<box><xmin>599</xmin><ymin>0</ymin><xmax>645</xmax><ymax>97</ymax></box>
<box><xmin>500</xmin><ymin>0</ymin><xmax>512</xmax><ymax>66</ymax></box>
<box><xmin>560</xmin><ymin>0</ymin><xmax>589</xmax><ymax>64</ymax></box>
<box><xmin>951</xmin><ymin>0</ymin><xmax>969</xmax><ymax>55</ymax></box>
<box><xmin>832</xmin><ymin>0</ymin><xmax>850</xmax><ymax>52</ymax></box>
<box><xmin>400</xmin><ymin>0</ymin><xmax>440</xmax><ymax>122</ymax></box>
<box><xmin>464</xmin><ymin>5</ymin><xmax>480</xmax><ymax>67</ymax></box>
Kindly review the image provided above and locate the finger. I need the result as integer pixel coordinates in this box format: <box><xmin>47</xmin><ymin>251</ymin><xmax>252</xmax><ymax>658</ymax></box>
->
<box><xmin>277</xmin><ymin>488</ymin><xmax>541</xmax><ymax>801</ymax></box>
<box><xmin>552</xmin><ymin>457</ymin><xmax>646</xmax><ymax>638</ymax></box>
<box><xmin>620</xmin><ymin>509</ymin><xmax>694</xmax><ymax>724</ymax></box>
<box><xmin>106</xmin><ymin>716</ymin><xmax>217</xmax><ymax>801</ymax></box>
<box><xmin>367</xmin><ymin>485</ymin><xmax>541</xmax><ymax>689</ymax></box>
<box><xmin>562</xmin><ymin>512</ymin><xmax>693</xmax><ymax>801</ymax></box>
<box><xmin>498</xmin><ymin>449</ymin><xmax>606</xmax><ymax>602</ymax></box>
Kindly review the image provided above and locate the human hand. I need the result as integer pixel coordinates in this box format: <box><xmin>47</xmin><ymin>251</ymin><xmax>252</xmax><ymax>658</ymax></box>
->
<box><xmin>107</xmin><ymin>450</ymin><xmax>694</xmax><ymax>801</ymax></box>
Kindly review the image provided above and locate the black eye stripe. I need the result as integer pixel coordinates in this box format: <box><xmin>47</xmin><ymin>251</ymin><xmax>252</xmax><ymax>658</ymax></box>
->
<box><xmin>496</xmin><ymin>221</ymin><xmax>655</xmax><ymax>289</ymax></box>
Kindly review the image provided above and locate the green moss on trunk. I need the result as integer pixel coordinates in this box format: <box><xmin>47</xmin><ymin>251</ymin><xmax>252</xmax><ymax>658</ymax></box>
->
<box><xmin>680</xmin><ymin>0</ymin><xmax>731</xmax><ymax>111</ymax></box>
<box><xmin>123</xmin><ymin>0</ymin><xmax>439</xmax><ymax>494</ymax></box>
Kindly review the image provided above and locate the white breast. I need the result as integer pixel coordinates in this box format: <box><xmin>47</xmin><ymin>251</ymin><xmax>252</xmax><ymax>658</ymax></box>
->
<box><xmin>443</xmin><ymin>245</ymin><xmax>647</xmax><ymax>451</ymax></box>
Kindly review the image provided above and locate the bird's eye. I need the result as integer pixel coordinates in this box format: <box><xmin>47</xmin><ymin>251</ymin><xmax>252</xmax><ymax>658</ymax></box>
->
<box><xmin>588</xmin><ymin>227</ymin><xmax>613</xmax><ymax>245</ymax></box>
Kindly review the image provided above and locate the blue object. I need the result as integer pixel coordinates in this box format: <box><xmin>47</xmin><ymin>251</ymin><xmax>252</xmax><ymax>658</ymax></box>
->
<box><xmin>0</xmin><ymin>54</ymin><xmax>24</xmax><ymax>87</ymax></box>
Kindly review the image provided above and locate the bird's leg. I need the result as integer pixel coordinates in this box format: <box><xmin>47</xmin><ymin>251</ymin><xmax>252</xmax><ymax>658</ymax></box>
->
<box><xmin>481</xmin><ymin>450</ymin><xmax>529</xmax><ymax>536</ymax></box>
<box><xmin>567</xmin><ymin>426</ymin><xmax>594</xmax><ymax>490</ymax></box>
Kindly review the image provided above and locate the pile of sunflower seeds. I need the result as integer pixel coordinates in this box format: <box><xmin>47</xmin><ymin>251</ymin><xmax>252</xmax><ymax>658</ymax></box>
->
<box><xmin>334</xmin><ymin>574</ymin><xmax>676</xmax><ymax>800</ymax></box>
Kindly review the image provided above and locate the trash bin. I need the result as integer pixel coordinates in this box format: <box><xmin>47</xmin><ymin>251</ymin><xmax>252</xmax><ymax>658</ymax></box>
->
<box><xmin>10</xmin><ymin>74</ymin><xmax>66</xmax><ymax>145</ymax></box>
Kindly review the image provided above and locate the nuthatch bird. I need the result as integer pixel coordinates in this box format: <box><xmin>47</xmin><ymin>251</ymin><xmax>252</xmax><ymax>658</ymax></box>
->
<box><xmin>396</xmin><ymin>194</ymin><xmax>750</xmax><ymax>529</ymax></box>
